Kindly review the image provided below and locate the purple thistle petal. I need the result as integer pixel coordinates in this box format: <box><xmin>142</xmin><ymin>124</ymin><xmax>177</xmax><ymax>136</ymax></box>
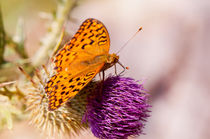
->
<box><xmin>85</xmin><ymin>76</ymin><xmax>151</xmax><ymax>139</ymax></box>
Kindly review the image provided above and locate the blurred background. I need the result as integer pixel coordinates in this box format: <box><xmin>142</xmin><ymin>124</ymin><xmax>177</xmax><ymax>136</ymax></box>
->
<box><xmin>1</xmin><ymin>0</ymin><xmax>210</xmax><ymax>138</ymax></box>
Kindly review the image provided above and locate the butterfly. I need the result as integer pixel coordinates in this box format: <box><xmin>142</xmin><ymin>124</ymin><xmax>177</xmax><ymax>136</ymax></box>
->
<box><xmin>45</xmin><ymin>18</ymin><xmax>119</xmax><ymax>110</ymax></box>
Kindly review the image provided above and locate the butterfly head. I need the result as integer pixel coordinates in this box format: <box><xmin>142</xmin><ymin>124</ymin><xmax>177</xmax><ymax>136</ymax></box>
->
<box><xmin>102</xmin><ymin>53</ymin><xmax>119</xmax><ymax>71</ymax></box>
<box><xmin>107</xmin><ymin>53</ymin><xmax>119</xmax><ymax>64</ymax></box>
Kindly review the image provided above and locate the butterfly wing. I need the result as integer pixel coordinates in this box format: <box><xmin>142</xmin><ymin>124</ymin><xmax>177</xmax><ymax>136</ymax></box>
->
<box><xmin>54</xmin><ymin>18</ymin><xmax>110</xmax><ymax>72</ymax></box>
<box><xmin>46</xmin><ymin>63</ymin><xmax>104</xmax><ymax>110</ymax></box>
<box><xmin>45</xmin><ymin>18</ymin><xmax>110</xmax><ymax>110</ymax></box>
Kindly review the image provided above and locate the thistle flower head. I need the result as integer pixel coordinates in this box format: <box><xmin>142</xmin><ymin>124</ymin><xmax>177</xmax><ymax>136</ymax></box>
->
<box><xmin>22</xmin><ymin>65</ymin><xmax>93</xmax><ymax>138</ymax></box>
<box><xmin>85</xmin><ymin>76</ymin><xmax>151</xmax><ymax>139</ymax></box>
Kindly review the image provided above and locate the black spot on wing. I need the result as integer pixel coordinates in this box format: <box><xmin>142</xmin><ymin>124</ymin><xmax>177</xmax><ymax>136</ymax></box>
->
<box><xmin>69</xmin><ymin>85</ymin><xmax>75</xmax><ymax>89</ymax></box>
<box><xmin>61</xmin><ymin>91</ymin><xmax>65</xmax><ymax>95</ymax></box>
<box><xmin>89</xmin><ymin>40</ymin><xmax>94</xmax><ymax>45</ymax></box>
<box><xmin>88</xmin><ymin>33</ymin><xmax>94</xmax><ymax>39</ymax></box>
<box><xmin>82</xmin><ymin>44</ymin><xmax>88</xmax><ymax>49</ymax></box>
<box><xmin>73</xmin><ymin>89</ymin><xmax>80</xmax><ymax>92</ymax></box>
<box><xmin>96</xmin><ymin>29</ymin><xmax>105</xmax><ymax>37</ymax></box>
<box><xmin>65</xmin><ymin>58</ymin><xmax>69</xmax><ymax>62</ymax></box>
<box><xmin>86</xmin><ymin>72</ymin><xmax>95</xmax><ymax>76</ymax></box>
<box><xmin>86</xmin><ymin>20</ymin><xmax>93</xmax><ymax>29</ymax></box>
<box><xmin>99</xmin><ymin>35</ymin><xmax>107</xmax><ymax>40</ymax></box>
<box><xmin>69</xmin><ymin>78</ymin><xmax>73</xmax><ymax>83</ymax></box>
<box><xmin>98</xmin><ymin>40</ymin><xmax>107</xmax><ymax>45</ymax></box>
<box><xmin>96</xmin><ymin>26</ymin><xmax>103</xmax><ymax>31</ymax></box>
<box><xmin>66</xmin><ymin>91</ymin><xmax>69</xmax><ymax>95</ymax></box>
<box><xmin>59</xmin><ymin>99</ymin><xmax>63</xmax><ymax>104</ymax></box>
<box><xmin>54</xmin><ymin>85</ymin><xmax>58</xmax><ymax>89</ymax></box>
<box><xmin>76</xmin><ymin>77</ymin><xmax>80</xmax><ymax>81</ymax></box>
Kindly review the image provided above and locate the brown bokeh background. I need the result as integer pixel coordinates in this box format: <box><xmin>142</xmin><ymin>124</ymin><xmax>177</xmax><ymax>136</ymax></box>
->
<box><xmin>1</xmin><ymin>0</ymin><xmax>210</xmax><ymax>138</ymax></box>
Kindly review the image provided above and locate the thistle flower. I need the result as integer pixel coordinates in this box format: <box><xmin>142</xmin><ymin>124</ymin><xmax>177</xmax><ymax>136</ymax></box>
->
<box><xmin>21</xmin><ymin>65</ymin><xmax>94</xmax><ymax>138</ymax></box>
<box><xmin>85</xmin><ymin>76</ymin><xmax>151</xmax><ymax>139</ymax></box>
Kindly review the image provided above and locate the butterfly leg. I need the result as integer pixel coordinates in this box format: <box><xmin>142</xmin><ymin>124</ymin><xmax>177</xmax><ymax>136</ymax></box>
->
<box><xmin>117</xmin><ymin>61</ymin><xmax>126</xmax><ymax>75</ymax></box>
<box><xmin>102</xmin><ymin>70</ymin><xmax>105</xmax><ymax>81</ymax></box>
<box><xmin>114</xmin><ymin>63</ymin><xmax>118</xmax><ymax>75</ymax></box>
<box><xmin>99</xmin><ymin>72</ymin><xmax>102</xmax><ymax>80</ymax></box>
<box><xmin>99</xmin><ymin>70</ymin><xmax>105</xmax><ymax>96</ymax></box>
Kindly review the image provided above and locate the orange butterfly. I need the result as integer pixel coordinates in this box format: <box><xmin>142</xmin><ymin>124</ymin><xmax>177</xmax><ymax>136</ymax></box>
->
<box><xmin>45</xmin><ymin>18</ymin><xmax>119</xmax><ymax>110</ymax></box>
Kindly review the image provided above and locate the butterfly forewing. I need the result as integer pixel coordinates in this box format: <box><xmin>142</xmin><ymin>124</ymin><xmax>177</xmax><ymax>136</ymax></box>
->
<box><xmin>54</xmin><ymin>18</ymin><xmax>110</xmax><ymax>72</ymax></box>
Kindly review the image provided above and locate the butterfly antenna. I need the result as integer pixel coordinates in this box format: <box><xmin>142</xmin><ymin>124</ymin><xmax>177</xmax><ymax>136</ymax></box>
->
<box><xmin>116</xmin><ymin>27</ymin><xmax>142</xmax><ymax>54</ymax></box>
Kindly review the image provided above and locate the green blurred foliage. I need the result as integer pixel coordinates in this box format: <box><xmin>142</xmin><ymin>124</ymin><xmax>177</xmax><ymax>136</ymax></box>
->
<box><xmin>1</xmin><ymin>0</ymin><xmax>56</xmax><ymax>35</ymax></box>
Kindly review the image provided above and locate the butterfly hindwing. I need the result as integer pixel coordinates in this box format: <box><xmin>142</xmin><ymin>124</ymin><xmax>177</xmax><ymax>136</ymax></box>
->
<box><xmin>46</xmin><ymin>63</ymin><xmax>104</xmax><ymax>110</ymax></box>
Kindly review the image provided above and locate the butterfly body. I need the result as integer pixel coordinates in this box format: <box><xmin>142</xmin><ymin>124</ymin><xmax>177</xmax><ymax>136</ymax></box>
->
<box><xmin>81</xmin><ymin>53</ymin><xmax>118</xmax><ymax>67</ymax></box>
<box><xmin>45</xmin><ymin>18</ymin><xmax>119</xmax><ymax>110</ymax></box>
